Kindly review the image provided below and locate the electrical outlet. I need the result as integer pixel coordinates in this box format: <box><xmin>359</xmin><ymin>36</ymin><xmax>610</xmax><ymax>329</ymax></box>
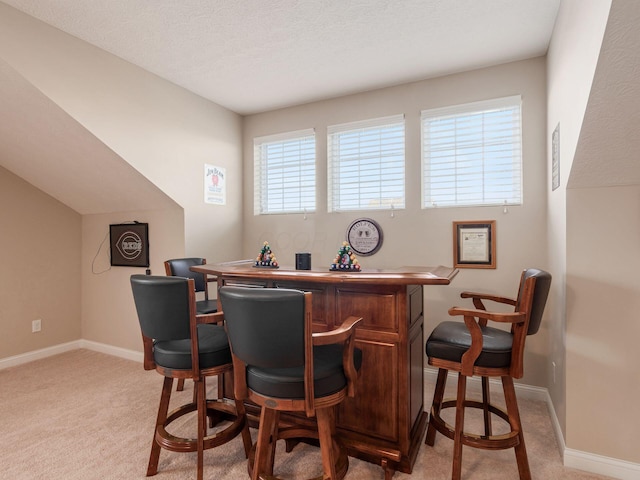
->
<box><xmin>32</xmin><ymin>319</ymin><xmax>41</xmax><ymax>333</ymax></box>
<box><xmin>552</xmin><ymin>361</ymin><xmax>556</xmax><ymax>384</ymax></box>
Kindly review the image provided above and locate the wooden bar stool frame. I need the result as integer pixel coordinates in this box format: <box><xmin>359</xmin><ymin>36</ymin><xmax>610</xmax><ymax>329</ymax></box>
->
<box><xmin>131</xmin><ymin>275</ymin><xmax>252</xmax><ymax>480</ymax></box>
<box><xmin>425</xmin><ymin>269</ymin><xmax>551</xmax><ymax>480</ymax></box>
<box><xmin>219</xmin><ymin>286</ymin><xmax>362</xmax><ymax>480</ymax></box>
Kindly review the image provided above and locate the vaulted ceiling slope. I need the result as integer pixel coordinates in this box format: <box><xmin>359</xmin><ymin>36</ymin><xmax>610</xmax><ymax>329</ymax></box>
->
<box><xmin>0</xmin><ymin>58</ymin><xmax>179</xmax><ymax>215</ymax></box>
<box><xmin>569</xmin><ymin>0</ymin><xmax>640</xmax><ymax>189</ymax></box>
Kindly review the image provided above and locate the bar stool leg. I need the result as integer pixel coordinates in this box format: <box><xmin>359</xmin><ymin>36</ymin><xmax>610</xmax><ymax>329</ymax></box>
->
<box><xmin>253</xmin><ymin>407</ymin><xmax>278</xmax><ymax>480</ymax></box>
<box><xmin>317</xmin><ymin>406</ymin><xmax>338</xmax><ymax>480</ymax></box>
<box><xmin>481</xmin><ymin>376</ymin><xmax>493</xmax><ymax>437</ymax></box>
<box><xmin>426</xmin><ymin>368</ymin><xmax>448</xmax><ymax>446</ymax></box>
<box><xmin>452</xmin><ymin>374</ymin><xmax>467</xmax><ymax>480</ymax></box>
<box><xmin>502</xmin><ymin>376</ymin><xmax>531</xmax><ymax>480</ymax></box>
<box><xmin>148</xmin><ymin>377</ymin><xmax>173</xmax><ymax>476</ymax></box>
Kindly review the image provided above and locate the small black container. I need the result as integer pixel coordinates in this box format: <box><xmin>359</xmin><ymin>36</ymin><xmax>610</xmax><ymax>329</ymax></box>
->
<box><xmin>295</xmin><ymin>253</ymin><xmax>312</xmax><ymax>270</ymax></box>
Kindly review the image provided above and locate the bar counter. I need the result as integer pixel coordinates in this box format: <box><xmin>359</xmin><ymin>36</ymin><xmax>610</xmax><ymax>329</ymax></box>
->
<box><xmin>191</xmin><ymin>262</ymin><xmax>458</xmax><ymax>479</ymax></box>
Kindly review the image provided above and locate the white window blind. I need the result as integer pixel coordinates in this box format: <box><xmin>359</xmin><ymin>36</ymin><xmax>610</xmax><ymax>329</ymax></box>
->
<box><xmin>253</xmin><ymin>129</ymin><xmax>316</xmax><ymax>215</ymax></box>
<box><xmin>327</xmin><ymin>115</ymin><xmax>405</xmax><ymax>212</ymax></box>
<box><xmin>421</xmin><ymin>96</ymin><xmax>522</xmax><ymax>208</ymax></box>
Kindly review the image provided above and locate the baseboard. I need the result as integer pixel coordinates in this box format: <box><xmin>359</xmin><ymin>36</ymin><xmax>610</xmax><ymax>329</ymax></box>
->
<box><xmin>424</xmin><ymin>367</ymin><xmax>640</xmax><ymax>480</ymax></box>
<box><xmin>0</xmin><ymin>340</ymin><xmax>83</xmax><ymax>370</ymax></box>
<box><xmin>564</xmin><ymin>448</ymin><xmax>640</xmax><ymax>480</ymax></box>
<box><xmin>423</xmin><ymin>367</ymin><xmax>548</xmax><ymax>402</ymax></box>
<box><xmin>78</xmin><ymin>339</ymin><xmax>143</xmax><ymax>363</ymax></box>
<box><xmin>0</xmin><ymin>339</ymin><xmax>142</xmax><ymax>370</ymax></box>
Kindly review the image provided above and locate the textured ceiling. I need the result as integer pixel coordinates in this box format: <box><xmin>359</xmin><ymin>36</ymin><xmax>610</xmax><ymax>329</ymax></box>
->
<box><xmin>0</xmin><ymin>0</ymin><xmax>561</xmax><ymax>115</ymax></box>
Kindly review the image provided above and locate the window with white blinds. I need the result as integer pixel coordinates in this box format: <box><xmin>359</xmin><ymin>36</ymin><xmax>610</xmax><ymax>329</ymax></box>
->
<box><xmin>421</xmin><ymin>96</ymin><xmax>522</xmax><ymax>208</ymax></box>
<box><xmin>327</xmin><ymin>115</ymin><xmax>405</xmax><ymax>212</ymax></box>
<box><xmin>253</xmin><ymin>129</ymin><xmax>316</xmax><ymax>215</ymax></box>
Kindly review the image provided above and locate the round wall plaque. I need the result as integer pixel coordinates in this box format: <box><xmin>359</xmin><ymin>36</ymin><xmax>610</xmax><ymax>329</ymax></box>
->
<box><xmin>346</xmin><ymin>218</ymin><xmax>383</xmax><ymax>256</ymax></box>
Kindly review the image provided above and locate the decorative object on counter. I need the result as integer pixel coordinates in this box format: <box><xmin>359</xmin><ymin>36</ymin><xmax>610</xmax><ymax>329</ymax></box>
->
<box><xmin>330</xmin><ymin>242</ymin><xmax>361</xmax><ymax>271</ymax></box>
<box><xmin>295</xmin><ymin>252</ymin><xmax>311</xmax><ymax>270</ymax></box>
<box><xmin>254</xmin><ymin>241</ymin><xmax>279</xmax><ymax>268</ymax></box>
<box><xmin>346</xmin><ymin>217</ymin><xmax>383</xmax><ymax>256</ymax></box>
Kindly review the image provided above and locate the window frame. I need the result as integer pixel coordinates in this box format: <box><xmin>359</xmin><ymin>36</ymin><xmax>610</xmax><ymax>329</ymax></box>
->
<box><xmin>421</xmin><ymin>95</ymin><xmax>523</xmax><ymax>209</ymax></box>
<box><xmin>253</xmin><ymin>128</ymin><xmax>316</xmax><ymax>215</ymax></box>
<box><xmin>327</xmin><ymin>114</ymin><xmax>406</xmax><ymax>213</ymax></box>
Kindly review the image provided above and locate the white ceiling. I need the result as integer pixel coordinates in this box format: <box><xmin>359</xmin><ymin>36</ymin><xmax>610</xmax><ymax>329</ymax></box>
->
<box><xmin>0</xmin><ymin>0</ymin><xmax>561</xmax><ymax>115</ymax></box>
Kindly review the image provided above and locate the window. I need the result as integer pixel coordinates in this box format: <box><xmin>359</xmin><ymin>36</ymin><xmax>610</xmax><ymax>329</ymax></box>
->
<box><xmin>421</xmin><ymin>96</ymin><xmax>522</xmax><ymax>208</ymax></box>
<box><xmin>254</xmin><ymin>129</ymin><xmax>316</xmax><ymax>215</ymax></box>
<box><xmin>328</xmin><ymin>115</ymin><xmax>405</xmax><ymax>212</ymax></box>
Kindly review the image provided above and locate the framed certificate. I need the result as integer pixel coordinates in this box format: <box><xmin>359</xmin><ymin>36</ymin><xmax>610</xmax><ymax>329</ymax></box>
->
<box><xmin>453</xmin><ymin>220</ymin><xmax>496</xmax><ymax>269</ymax></box>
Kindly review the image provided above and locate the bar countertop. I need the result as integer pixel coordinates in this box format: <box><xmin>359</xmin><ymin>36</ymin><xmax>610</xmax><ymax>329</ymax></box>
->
<box><xmin>191</xmin><ymin>261</ymin><xmax>458</xmax><ymax>285</ymax></box>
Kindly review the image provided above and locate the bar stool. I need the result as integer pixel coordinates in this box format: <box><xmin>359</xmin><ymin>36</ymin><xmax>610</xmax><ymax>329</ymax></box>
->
<box><xmin>219</xmin><ymin>286</ymin><xmax>362</xmax><ymax>480</ymax></box>
<box><xmin>425</xmin><ymin>268</ymin><xmax>551</xmax><ymax>479</ymax></box>
<box><xmin>130</xmin><ymin>275</ymin><xmax>252</xmax><ymax>480</ymax></box>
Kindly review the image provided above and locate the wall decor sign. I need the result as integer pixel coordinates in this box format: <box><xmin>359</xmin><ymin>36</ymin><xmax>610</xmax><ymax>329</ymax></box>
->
<box><xmin>346</xmin><ymin>218</ymin><xmax>383</xmax><ymax>256</ymax></box>
<box><xmin>109</xmin><ymin>222</ymin><xmax>149</xmax><ymax>267</ymax></box>
<box><xmin>204</xmin><ymin>164</ymin><xmax>226</xmax><ymax>205</ymax></box>
<box><xmin>552</xmin><ymin>123</ymin><xmax>560</xmax><ymax>191</ymax></box>
<box><xmin>453</xmin><ymin>220</ymin><xmax>496</xmax><ymax>269</ymax></box>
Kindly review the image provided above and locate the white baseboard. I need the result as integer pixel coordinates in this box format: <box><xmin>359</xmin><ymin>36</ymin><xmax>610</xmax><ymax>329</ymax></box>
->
<box><xmin>78</xmin><ymin>339</ymin><xmax>143</xmax><ymax>363</ymax></box>
<box><xmin>424</xmin><ymin>367</ymin><xmax>640</xmax><ymax>480</ymax></box>
<box><xmin>564</xmin><ymin>448</ymin><xmax>640</xmax><ymax>480</ymax></box>
<box><xmin>0</xmin><ymin>339</ymin><xmax>142</xmax><ymax>370</ymax></box>
<box><xmin>0</xmin><ymin>340</ymin><xmax>83</xmax><ymax>369</ymax></box>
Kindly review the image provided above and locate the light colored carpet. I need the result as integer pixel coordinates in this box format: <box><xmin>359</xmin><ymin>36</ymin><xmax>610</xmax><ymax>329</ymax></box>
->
<box><xmin>0</xmin><ymin>349</ymin><xmax>611</xmax><ymax>480</ymax></box>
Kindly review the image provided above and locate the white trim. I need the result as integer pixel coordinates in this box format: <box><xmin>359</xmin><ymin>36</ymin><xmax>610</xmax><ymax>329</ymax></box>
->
<box><xmin>420</xmin><ymin>95</ymin><xmax>522</xmax><ymax>119</ymax></box>
<box><xmin>0</xmin><ymin>340</ymin><xmax>82</xmax><ymax>370</ymax></box>
<box><xmin>0</xmin><ymin>340</ymin><xmax>142</xmax><ymax>370</ymax></box>
<box><xmin>327</xmin><ymin>113</ymin><xmax>404</xmax><ymax>134</ymax></box>
<box><xmin>253</xmin><ymin>128</ymin><xmax>315</xmax><ymax>145</ymax></box>
<box><xmin>78</xmin><ymin>339</ymin><xmax>143</xmax><ymax>363</ymax></box>
<box><xmin>424</xmin><ymin>366</ymin><xmax>546</xmax><ymax>402</ymax></box>
<box><xmin>564</xmin><ymin>449</ymin><xmax>640</xmax><ymax>480</ymax></box>
<box><xmin>424</xmin><ymin>367</ymin><xmax>640</xmax><ymax>479</ymax></box>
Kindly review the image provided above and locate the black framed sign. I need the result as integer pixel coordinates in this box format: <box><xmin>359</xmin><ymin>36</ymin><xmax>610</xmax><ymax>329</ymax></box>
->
<box><xmin>453</xmin><ymin>220</ymin><xmax>496</xmax><ymax>269</ymax></box>
<box><xmin>110</xmin><ymin>223</ymin><xmax>149</xmax><ymax>267</ymax></box>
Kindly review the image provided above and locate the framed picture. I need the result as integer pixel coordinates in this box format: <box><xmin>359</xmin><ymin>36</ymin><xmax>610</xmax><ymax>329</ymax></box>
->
<box><xmin>110</xmin><ymin>223</ymin><xmax>149</xmax><ymax>267</ymax></box>
<box><xmin>453</xmin><ymin>220</ymin><xmax>496</xmax><ymax>269</ymax></box>
<box><xmin>552</xmin><ymin>123</ymin><xmax>560</xmax><ymax>191</ymax></box>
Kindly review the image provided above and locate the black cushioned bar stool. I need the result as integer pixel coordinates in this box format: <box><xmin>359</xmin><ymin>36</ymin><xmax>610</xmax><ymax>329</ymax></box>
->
<box><xmin>164</xmin><ymin>257</ymin><xmax>219</xmax><ymax>391</ymax></box>
<box><xmin>219</xmin><ymin>286</ymin><xmax>362</xmax><ymax>480</ymax></box>
<box><xmin>164</xmin><ymin>258</ymin><xmax>217</xmax><ymax>315</ymax></box>
<box><xmin>130</xmin><ymin>275</ymin><xmax>251</xmax><ymax>480</ymax></box>
<box><xmin>425</xmin><ymin>268</ymin><xmax>551</xmax><ymax>480</ymax></box>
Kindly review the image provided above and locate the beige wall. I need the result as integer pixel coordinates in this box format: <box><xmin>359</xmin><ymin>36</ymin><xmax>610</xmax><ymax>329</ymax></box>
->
<box><xmin>546</xmin><ymin>0</ymin><xmax>612</xmax><ymax>437</ymax></box>
<box><xmin>0</xmin><ymin>166</ymin><xmax>81</xmax><ymax>357</ymax></box>
<box><xmin>555</xmin><ymin>0</ymin><xmax>640</xmax><ymax>466</ymax></box>
<box><xmin>81</xmin><ymin>209</ymin><xmax>184</xmax><ymax>353</ymax></box>
<box><xmin>0</xmin><ymin>4</ymin><xmax>245</xmax><ymax>264</ymax></box>
<box><xmin>243</xmin><ymin>57</ymin><xmax>550</xmax><ymax>387</ymax></box>
<box><xmin>566</xmin><ymin>186</ymin><xmax>640</xmax><ymax>463</ymax></box>
<box><xmin>0</xmin><ymin>5</ymin><xmax>245</xmax><ymax>359</ymax></box>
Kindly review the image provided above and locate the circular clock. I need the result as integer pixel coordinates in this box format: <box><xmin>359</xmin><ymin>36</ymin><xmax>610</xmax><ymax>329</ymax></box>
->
<box><xmin>346</xmin><ymin>218</ymin><xmax>383</xmax><ymax>256</ymax></box>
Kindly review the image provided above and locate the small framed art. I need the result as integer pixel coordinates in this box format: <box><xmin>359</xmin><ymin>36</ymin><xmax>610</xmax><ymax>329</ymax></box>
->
<box><xmin>453</xmin><ymin>220</ymin><xmax>496</xmax><ymax>269</ymax></box>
